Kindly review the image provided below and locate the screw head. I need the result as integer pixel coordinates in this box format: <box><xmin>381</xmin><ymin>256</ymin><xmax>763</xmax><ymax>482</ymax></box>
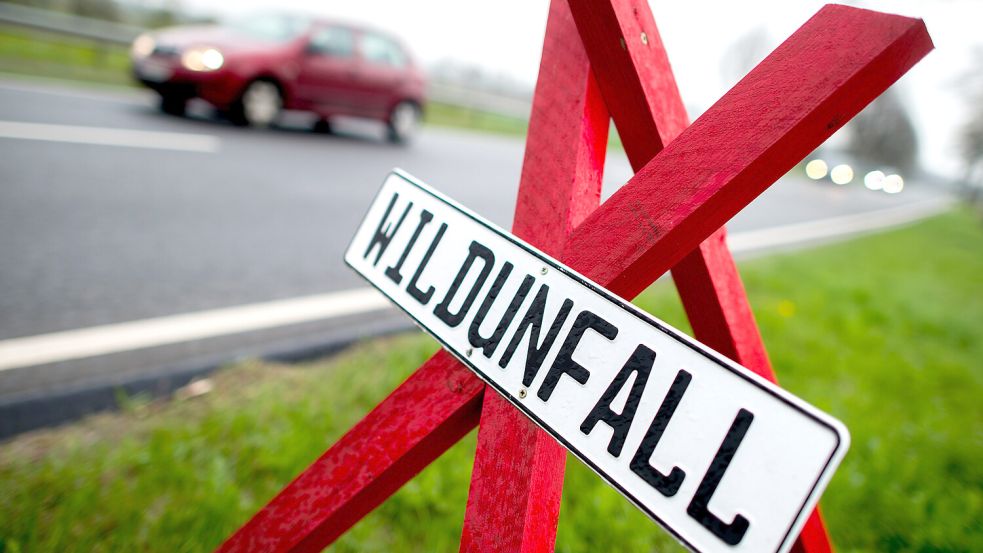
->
<box><xmin>518</xmin><ymin>388</ymin><xmax>528</xmax><ymax>399</ymax></box>
<box><xmin>619</xmin><ymin>37</ymin><xmax>626</xmax><ymax>50</ymax></box>
<box><xmin>466</xmin><ymin>348</ymin><xmax>473</xmax><ymax>357</ymax></box>
<box><xmin>641</xmin><ymin>32</ymin><xmax>649</xmax><ymax>45</ymax></box>
<box><xmin>540</xmin><ymin>267</ymin><xmax>548</xmax><ymax>275</ymax></box>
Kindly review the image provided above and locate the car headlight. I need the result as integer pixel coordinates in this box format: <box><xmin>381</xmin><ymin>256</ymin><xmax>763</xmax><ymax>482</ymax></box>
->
<box><xmin>131</xmin><ymin>33</ymin><xmax>156</xmax><ymax>58</ymax></box>
<box><xmin>181</xmin><ymin>47</ymin><xmax>224</xmax><ymax>71</ymax></box>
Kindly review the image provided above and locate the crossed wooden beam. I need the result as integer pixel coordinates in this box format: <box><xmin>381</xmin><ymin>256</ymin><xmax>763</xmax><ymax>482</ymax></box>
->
<box><xmin>219</xmin><ymin>1</ymin><xmax>931</xmax><ymax>551</ymax></box>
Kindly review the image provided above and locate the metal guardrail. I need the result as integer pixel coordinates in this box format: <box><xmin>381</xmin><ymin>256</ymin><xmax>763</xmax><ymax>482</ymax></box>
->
<box><xmin>428</xmin><ymin>82</ymin><xmax>531</xmax><ymax>120</ymax></box>
<box><xmin>0</xmin><ymin>2</ymin><xmax>532</xmax><ymax>119</ymax></box>
<box><xmin>0</xmin><ymin>2</ymin><xmax>141</xmax><ymax>44</ymax></box>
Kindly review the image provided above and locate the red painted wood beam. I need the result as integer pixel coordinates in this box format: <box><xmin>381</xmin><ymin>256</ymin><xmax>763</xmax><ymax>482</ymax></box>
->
<box><xmin>567</xmin><ymin>1</ymin><xmax>844</xmax><ymax>550</ymax></box>
<box><xmin>670</xmin><ymin>231</ymin><xmax>776</xmax><ymax>380</ymax></box>
<box><xmin>567</xmin><ymin>0</ymin><xmax>687</xmax><ymax>162</ymax></box>
<box><xmin>567</xmin><ymin>0</ymin><xmax>777</xmax><ymax>379</ymax></box>
<box><xmin>460</xmin><ymin>1</ymin><xmax>610</xmax><ymax>550</ymax></box>
<box><xmin>561</xmin><ymin>4</ymin><xmax>932</xmax><ymax>302</ymax></box>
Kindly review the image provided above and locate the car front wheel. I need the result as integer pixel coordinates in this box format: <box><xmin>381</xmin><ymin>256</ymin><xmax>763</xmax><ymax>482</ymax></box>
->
<box><xmin>159</xmin><ymin>92</ymin><xmax>188</xmax><ymax>116</ymax></box>
<box><xmin>387</xmin><ymin>101</ymin><xmax>420</xmax><ymax>144</ymax></box>
<box><xmin>231</xmin><ymin>80</ymin><xmax>282</xmax><ymax>127</ymax></box>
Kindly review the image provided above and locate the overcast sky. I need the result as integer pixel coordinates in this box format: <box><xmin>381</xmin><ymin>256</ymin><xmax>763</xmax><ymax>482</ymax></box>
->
<box><xmin>177</xmin><ymin>0</ymin><xmax>979</xmax><ymax>178</ymax></box>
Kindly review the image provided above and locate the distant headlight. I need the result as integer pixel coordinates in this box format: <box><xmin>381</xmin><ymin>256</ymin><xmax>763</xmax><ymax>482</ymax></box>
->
<box><xmin>805</xmin><ymin>159</ymin><xmax>828</xmax><ymax>180</ymax></box>
<box><xmin>181</xmin><ymin>48</ymin><xmax>224</xmax><ymax>71</ymax></box>
<box><xmin>882</xmin><ymin>174</ymin><xmax>904</xmax><ymax>194</ymax></box>
<box><xmin>131</xmin><ymin>33</ymin><xmax>155</xmax><ymax>58</ymax></box>
<box><xmin>830</xmin><ymin>164</ymin><xmax>854</xmax><ymax>185</ymax></box>
<box><xmin>864</xmin><ymin>170</ymin><xmax>885</xmax><ymax>190</ymax></box>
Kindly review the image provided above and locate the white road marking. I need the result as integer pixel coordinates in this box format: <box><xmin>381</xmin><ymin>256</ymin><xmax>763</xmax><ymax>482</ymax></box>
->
<box><xmin>0</xmin><ymin>289</ymin><xmax>392</xmax><ymax>371</ymax></box>
<box><xmin>727</xmin><ymin>198</ymin><xmax>951</xmax><ymax>253</ymax></box>
<box><xmin>0</xmin><ymin>199</ymin><xmax>950</xmax><ymax>372</ymax></box>
<box><xmin>0</xmin><ymin>120</ymin><xmax>219</xmax><ymax>152</ymax></box>
<box><xmin>0</xmin><ymin>75</ymin><xmax>149</xmax><ymax>104</ymax></box>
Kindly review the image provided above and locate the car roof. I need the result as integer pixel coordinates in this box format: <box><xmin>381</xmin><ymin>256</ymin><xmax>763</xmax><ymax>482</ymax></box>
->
<box><xmin>226</xmin><ymin>12</ymin><xmax>398</xmax><ymax>38</ymax></box>
<box><xmin>304</xmin><ymin>16</ymin><xmax>404</xmax><ymax>42</ymax></box>
<box><xmin>229</xmin><ymin>12</ymin><xmax>411</xmax><ymax>50</ymax></box>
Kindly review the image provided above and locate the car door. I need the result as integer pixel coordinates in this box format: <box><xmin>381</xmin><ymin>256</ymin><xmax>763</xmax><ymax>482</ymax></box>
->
<box><xmin>355</xmin><ymin>32</ymin><xmax>410</xmax><ymax>117</ymax></box>
<box><xmin>293</xmin><ymin>25</ymin><xmax>357</xmax><ymax>114</ymax></box>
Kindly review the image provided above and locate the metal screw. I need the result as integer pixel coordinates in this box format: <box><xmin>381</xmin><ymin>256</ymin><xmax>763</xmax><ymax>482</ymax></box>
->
<box><xmin>466</xmin><ymin>348</ymin><xmax>473</xmax><ymax>357</ymax></box>
<box><xmin>619</xmin><ymin>37</ymin><xmax>626</xmax><ymax>50</ymax></box>
<box><xmin>540</xmin><ymin>267</ymin><xmax>548</xmax><ymax>275</ymax></box>
<box><xmin>640</xmin><ymin>32</ymin><xmax>649</xmax><ymax>45</ymax></box>
<box><xmin>518</xmin><ymin>388</ymin><xmax>528</xmax><ymax>399</ymax></box>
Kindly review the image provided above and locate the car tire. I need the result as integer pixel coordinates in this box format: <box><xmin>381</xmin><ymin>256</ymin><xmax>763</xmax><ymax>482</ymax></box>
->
<box><xmin>387</xmin><ymin>101</ymin><xmax>420</xmax><ymax>144</ymax></box>
<box><xmin>312</xmin><ymin>118</ymin><xmax>334</xmax><ymax>134</ymax></box>
<box><xmin>159</xmin><ymin>93</ymin><xmax>188</xmax><ymax>116</ymax></box>
<box><xmin>230</xmin><ymin>80</ymin><xmax>282</xmax><ymax>127</ymax></box>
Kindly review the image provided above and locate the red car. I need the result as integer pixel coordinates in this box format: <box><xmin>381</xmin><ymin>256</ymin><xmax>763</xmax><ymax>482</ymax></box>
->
<box><xmin>131</xmin><ymin>14</ymin><xmax>427</xmax><ymax>142</ymax></box>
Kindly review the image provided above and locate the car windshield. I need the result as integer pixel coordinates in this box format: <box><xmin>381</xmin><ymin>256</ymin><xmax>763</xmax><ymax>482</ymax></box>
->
<box><xmin>229</xmin><ymin>14</ymin><xmax>311</xmax><ymax>42</ymax></box>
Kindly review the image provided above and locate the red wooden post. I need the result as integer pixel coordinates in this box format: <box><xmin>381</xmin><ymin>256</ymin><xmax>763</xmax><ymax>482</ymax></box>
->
<box><xmin>218</xmin><ymin>4</ymin><xmax>931</xmax><ymax>551</ymax></box>
<box><xmin>460</xmin><ymin>1</ymin><xmax>609</xmax><ymax>550</ymax></box>
<box><xmin>564</xmin><ymin>0</ymin><xmax>830</xmax><ymax>549</ymax></box>
<box><xmin>558</xmin><ymin>5</ymin><xmax>931</xmax><ymax>299</ymax></box>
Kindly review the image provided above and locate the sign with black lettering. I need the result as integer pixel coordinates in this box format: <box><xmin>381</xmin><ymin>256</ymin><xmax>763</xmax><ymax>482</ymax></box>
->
<box><xmin>345</xmin><ymin>170</ymin><xmax>850</xmax><ymax>553</ymax></box>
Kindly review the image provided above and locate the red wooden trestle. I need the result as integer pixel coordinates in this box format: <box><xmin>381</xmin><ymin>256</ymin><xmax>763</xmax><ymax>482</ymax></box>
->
<box><xmin>218</xmin><ymin>1</ymin><xmax>931</xmax><ymax>551</ymax></box>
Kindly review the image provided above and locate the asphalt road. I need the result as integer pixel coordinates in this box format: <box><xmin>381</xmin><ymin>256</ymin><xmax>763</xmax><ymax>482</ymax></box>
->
<box><xmin>0</xmin><ymin>76</ymin><xmax>948</xmax><ymax>433</ymax></box>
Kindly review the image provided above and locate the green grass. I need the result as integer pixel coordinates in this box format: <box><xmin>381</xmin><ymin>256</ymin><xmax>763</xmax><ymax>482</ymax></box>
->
<box><xmin>0</xmin><ymin>24</ymin><xmax>133</xmax><ymax>86</ymax></box>
<box><xmin>423</xmin><ymin>101</ymin><xmax>528</xmax><ymax>137</ymax></box>
<box><xmin>1</xmin><ymin>212</ymin><xmax>981</xmax><ymax>552</ymax></box>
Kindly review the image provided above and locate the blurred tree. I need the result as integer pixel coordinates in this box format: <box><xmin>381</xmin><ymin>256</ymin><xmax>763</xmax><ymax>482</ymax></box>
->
<box><xmin>144</xmin><ymin>9</ymin><xmax>178</xmax><ymax>28</ymax></box>
<box><xmin>849</xmin><ymin>89</ymin><xmax>920</xmax><ymax>174</ymax></box>
<box><xmin>67</xmin><ymin>0</ymin><xmax>120</xmax><ymax>22</ymax></box>
<box><xmin>143</xmin><ymin>0</ymin><xmax>181</xmax><ymax>29</ymax></box>
<box><xmin>959</xmin><ymin>49</ymin><xmax>983</xmax><ymax>205</ymax></box>
<box><xmin>962</xmin><ymin>115</ymin><xmax>983</xmax><ymax>204</ymax></box>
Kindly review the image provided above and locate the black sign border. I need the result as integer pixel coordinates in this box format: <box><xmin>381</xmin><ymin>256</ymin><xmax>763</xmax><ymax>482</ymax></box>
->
<box><xmin>344</xmin><ymin>169</ymin><xmax>846</xmax><ymax>553</ymax></box>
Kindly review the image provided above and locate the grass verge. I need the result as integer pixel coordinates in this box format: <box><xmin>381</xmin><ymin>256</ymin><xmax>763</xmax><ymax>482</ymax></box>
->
<box><xmin>423</xmin><ymin>101</ymin><xmax>528</xmax><ymax>137</ymax></box>
<box><xmin>1</xmin><ymin>213</ymin><xmax>981</xmax><ymax>552</ymax></box>
<box><xmin>0</xmin><ymin>24</ymin><xmax>133</xmax><ymax>86</ymax></box>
